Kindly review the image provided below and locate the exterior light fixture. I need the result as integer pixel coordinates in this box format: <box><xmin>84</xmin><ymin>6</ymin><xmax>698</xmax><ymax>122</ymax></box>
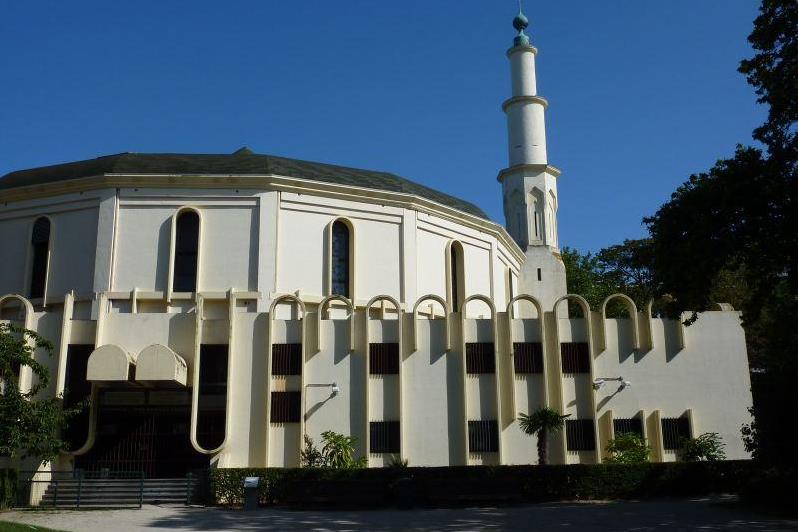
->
<box><xmin>593</xmin><ymin>377</ymin><xmax>630</xmax><ymax>391</ymax></box>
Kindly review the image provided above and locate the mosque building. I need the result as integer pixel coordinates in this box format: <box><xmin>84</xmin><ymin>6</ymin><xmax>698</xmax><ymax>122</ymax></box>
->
<box><xmin>0</xmin><ymin>8</ymin><xmax>752</xmax><ymax>480</ymax></box>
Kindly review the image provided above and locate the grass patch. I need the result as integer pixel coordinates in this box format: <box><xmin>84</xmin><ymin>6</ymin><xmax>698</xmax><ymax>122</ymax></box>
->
<box><xmin>0</xmin><ymin>522</ymin><xmax>66</xmax><ymax>532</ymax></box>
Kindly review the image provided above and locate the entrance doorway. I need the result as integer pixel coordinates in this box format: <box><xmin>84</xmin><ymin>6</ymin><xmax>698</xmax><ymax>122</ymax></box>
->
<box><xmin>75</xmin><ymin>389</ymin><xmax>214</xmax><ymax>478</ymax></box>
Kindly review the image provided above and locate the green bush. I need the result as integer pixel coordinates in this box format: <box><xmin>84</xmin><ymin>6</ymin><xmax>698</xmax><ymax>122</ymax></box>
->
<box><xmin>0</xmin><ymin>469</ymin><xmax>17</xmax><ymax>510</ymax></box>
<box><xmin>679</xmin><ymin>432</ymin><xmax>726</xmax><ymax>462</ymax></box>
<box><xmin>605</xmin><ymin>432</ymin><xmax>651</xmax><ymax>464</ymax></box>
<box><xmin>208</xmin><ymin>461</ymin><xmax>754</xmax><ymax>508</ymax></box>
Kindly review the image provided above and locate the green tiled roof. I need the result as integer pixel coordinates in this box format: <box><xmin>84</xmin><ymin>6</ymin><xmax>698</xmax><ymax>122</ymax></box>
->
<box><xmin>0</xmin><ymin>150</ymin><xmax>490</xmax><ymax>220</ymax></box>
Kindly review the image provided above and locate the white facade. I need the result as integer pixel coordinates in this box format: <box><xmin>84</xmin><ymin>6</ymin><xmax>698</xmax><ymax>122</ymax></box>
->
<box><xmin>0</xmin><ymin>9</ymin><xmax>752</xmax><ymax>476</ymax></box>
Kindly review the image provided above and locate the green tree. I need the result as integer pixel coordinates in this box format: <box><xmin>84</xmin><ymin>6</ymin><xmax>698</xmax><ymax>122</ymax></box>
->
<box><xmin>518</xmin><ymin>407</ymin><xmax>569</xmax><ymax>465</ymax></box>
<box><xmin>604</xmin><ymin>432</ymin><xmax>651</xmax><ymax>464</ymax></box>
<box><xmin>679</xmin><ymin>433</ymin><xmax>727</xmax><ymax>462</ymax></box>
<box><xmin>320</xmin><ymin>430</ymin><xmax>366</xmax><ymax>469</ymax></box>
<box><xmin>0</xmin><ymin>324</ymin><xmax>82</xmax><ymax>465</ymax></box>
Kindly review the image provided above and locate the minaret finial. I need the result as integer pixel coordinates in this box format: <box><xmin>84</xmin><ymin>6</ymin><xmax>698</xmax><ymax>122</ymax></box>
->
<box><xmin>512</xmin><ymin>0</ymin><xmax>530</xmax><ymax>47</ymax></box>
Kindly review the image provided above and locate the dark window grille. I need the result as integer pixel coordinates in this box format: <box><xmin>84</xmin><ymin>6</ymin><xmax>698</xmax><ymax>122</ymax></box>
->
<box><xmin>272</xmin><ymin>343</ymin><xmax>302</xmax><ymax>375</ymax></box>
<box><xmin>369</xmin><ymin>421</ymin><xmax>400</xmax><ymax>453</ymax></box>
<box><xmin>466</xmin><ymin>343</ymin><xmax>495</xmax><ymax>374</ymax></box>
<box><xmin>369</xmin><ymin>343</ymin><xmax>399</xmax><ymax>375</ymax></box>
<box><xmin>613</xmin><ymin>417</ymin><xmax>644</xmax><ymax>437</ymax></box>
<box><xmin>270</xmin><ymin>391</ymin><xmax>302</xmax><ymax>423</ymax></box>
<box><xmin>513</xmin><ymin>342</ymin><xmax>543</xmax><ymax>374</ymax></box>
<box><xmin>566</xmin><ymin>419</ymin><xmax>596</xmax><ymax>451</ymax></box>
<box><xmin>560</xmin><ymin>342</ymin><xmax>590</xmax><ymax>374</ymax></box>
<box><xmin>661</xmin><ymin>417</ymin><xmax>691</xmax><ymax>450</ymax></box>
<box><xmin>197</xmin><ymin>344</ymin><xmax>228</xmax><ymax>449</ymax></box>
<box><xmin>468</xmin><ymin>420</ymin><xmax>498</xmax><ymax>453</ymax></box>
<box><xmin>173</xmin><ymin>210</ymin><xmax>199</xmax><ymax>292</ymax></box>
<box><xmin>331</xmin><ymin>221</ymin><xmax>350</xmax><ymax>298</ymax></box>
<box><xmin>29</xmin><ymin>217</ymin><xmax>51</xmax><ymax>299</ymax></box>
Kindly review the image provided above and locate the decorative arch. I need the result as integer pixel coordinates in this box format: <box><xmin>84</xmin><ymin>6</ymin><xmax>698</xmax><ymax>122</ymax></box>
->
<box><xmin>506</xmin><ymin>294</ymin><xmax>548</xmax><ymax>414</ymax></box>
<box><xmin>546</xmin><ymin>190</ymin><xmax>558</xmax><ymax>248</ymax></box>
<box><xmin>326</xmin><ymin>217</ymin><xmax>356</xmax><ymax>301</ymax></box>
<box><xmin>529</xmin><ymin>187</ymin><xmax>544</xmax><ymax>243</ymax></box>
<box><xmin>364</xmin><ymin>295</ymin><xmax>402</xmax><ymax>347</ymax></box>
<box><xmin>316</xmin><ymin>294</ymin><xmax>355</xmax><ymax>352</ymax></box>
<box><xmin>0</xmin><ymin>294</ymin><xmax>36</xmax><ymax>395</ymax></box>
<box><xmin>445</xmin><ymin>240</ymin><xmax>465</xmax><ymax>313</ymax></box>
<box><xmin>168</xmin><ymin>207</ymin><xmax>203</xmax><ymax>300</ymax></box>
<box><xmin>411</xmin><ymin>294</ymin><xmax>451</xmax><ymax>352</ymax></box>
<box><xmin>599</xmin><ymin>293</ymin><xmax>640</xmax><ymax>351</ymax></box>
<box><xmin>645</xmin><ymin>298</ymin><xmax>686</xmax><ymax>350</ymax></box>
<box><xmin>25</xmin><ymin>216</ymin><xmax>54</xmax><ymax>305</ymax></box>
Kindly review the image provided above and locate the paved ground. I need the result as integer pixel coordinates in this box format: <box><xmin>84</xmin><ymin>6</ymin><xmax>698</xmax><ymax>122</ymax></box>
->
<box><xmin>2</xmin><ymin>497</ymin><xmax>797</xmax><ymax>531</ymax></box>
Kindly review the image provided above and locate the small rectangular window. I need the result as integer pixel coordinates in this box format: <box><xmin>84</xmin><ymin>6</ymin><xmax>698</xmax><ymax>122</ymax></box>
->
<box><xmin>661</xmin><ymin>417</ymin><xmax>691</xmax><ymax>450</ymax></box>
<box><xmin>466</xmin><ymin>343</ymin><xmax>495</xmax><ymax>374</ymax></box>
<box><xmin>468</xmin><ymin>420</ymin><xmax>498</xmax><ymax>453</ymax></box>
<box><xmin>272</xmin><ymin>343</ymin><xmax>302</xmax><ymax>376</ymax></box>
<box><xmin>270</xmin><ymin>391</ymin><xmax>302</xmax><ymax>423</ymax></box>
<box><xmin>513</xmin><ymin>342</ymin><xmax>543</xmax><ymax>374</ymax></box>
<box><xmin>369</xmin><ymin>421</ymin><xmax>400</xmax><ymax>453</ymax></box>
<box><xmin>613</xmin><ymin>417</ymin><xmax>644</xmax><ymax>437</ymax></box>
<box><xmin>369</xmin><ymin>343</ymin><xmax>399</xmax><ymax>375</ymax></box>
<box><xmin>537</xmin><ymin>268</ymin><xmax>542</xmax><ymax>281</ymax></box>
<box><xmin>566</xmin><ymin>419</ymin><xmax>596</xmax><ymax>451</ymax></box>
<box><xmin>560</xmin><ymin>342</ymin><xmax>590</xmax><ymax>374</ymax></box>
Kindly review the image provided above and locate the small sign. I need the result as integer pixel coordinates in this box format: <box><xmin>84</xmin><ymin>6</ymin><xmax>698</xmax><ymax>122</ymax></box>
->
<box><xmin>244</xmin><ymin>476</ymin><xmax>260</xmax><ymax>488</ymax></box>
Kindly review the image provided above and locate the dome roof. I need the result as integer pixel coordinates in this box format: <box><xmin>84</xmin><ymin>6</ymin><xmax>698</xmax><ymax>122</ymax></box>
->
<box><xmin>0</xmin><ymin>150</ymin><xmax>489</xmax><ymax>220</ymax></box>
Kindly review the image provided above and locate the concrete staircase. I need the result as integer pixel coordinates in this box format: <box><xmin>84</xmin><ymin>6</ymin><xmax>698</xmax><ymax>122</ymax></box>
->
<box><xmin>39</xmin><ymin>477</ymin><xmax>201</xmax><ymax>508</ymax></box>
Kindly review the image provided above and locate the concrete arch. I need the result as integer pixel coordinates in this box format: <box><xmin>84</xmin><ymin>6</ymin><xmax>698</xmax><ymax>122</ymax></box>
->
<box><xmin>325</xmin><ymin>217</ymin><xmax>357</xmax><ymax>301</ymax></box>
<box><xmin>645</xmin><ymin>298</ymin><xmax>686</xmax><ymax>350</ymax></box>
<box><xmin>712</xmin><ymin>302</ymin><xmax>735</xmax><ymax>311</ymax></box>
<box><xmin>412</xmin><ymin>294</ymin><xmax>450</xmax><ymax>352</ymax></box>
<box><xmin>135</xmin><ymin>344</ymin><xmax>188</xmax><ymax>385</ymax></box>
<box><xmin>86</xmin><ymin>344</ymin><xmax>134</xmax><ymax>382</ymax></box>
<box><xmin>316</xmin><ymin>294</ymin><xmax>355</xmax><ymax>352</ymax></box>
<box><xmin>600</xmin><ymin>293</ymin><xmax>640</xmax><ymax>351</ymax></box>
<box><xmin>506</xmin><ymin>294</ymin><xmax>548</xmax><ymax>411</ymax></box>
<box><xmin>167</xmin><ymin>206</ymin><xmax>204</xmax><ymax>301</ymax></box>
<box><xmin>0</xmin><ymin>294</ymin><xmax>37</xmax><ymax>395</ymax></box>
<box><xmin>364</xmin><ymin>295</ymin><xmax>402</xmax><ymax>345</ymax></box>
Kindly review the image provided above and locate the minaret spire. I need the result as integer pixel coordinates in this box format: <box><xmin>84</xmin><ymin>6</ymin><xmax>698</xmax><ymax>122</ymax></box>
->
<box><xmin>513</xmin><ymin>1</ymin><xmax>530</xmax><ymax>46</ymax></box>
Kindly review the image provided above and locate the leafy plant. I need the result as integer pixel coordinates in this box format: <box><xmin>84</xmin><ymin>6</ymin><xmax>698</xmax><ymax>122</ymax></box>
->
<box><xmin>605</xmin><ymin>432</ymin><xmax>651</xmax><ymax>464</ymax></box>
<box><xmin>388</xmin><ymin>454</ymin><xmax>408</xmax><ymax>468</ymax></box>
<box><xmin>679</xmin><ymin>432</ymin><xmax>726</xmax><ymax>462</ymax></box>
<box><xmin>300</xmin><ymin>435</ymin><xmax>324</xmax><ymax>468</ymax></box>
<box><xmin>0</xmin><ymin>324</ymin><xmax>85</xmax><ymax>464</ymax></box>
<box><xmin>518</xmin><ymin>407</ymin><xmax>570</xmax><ymax>465</ymax></box>
<box><xmin>321</xmin><ymin>430</ymin><xmax>366</xmax><ymax>469</ymax></box>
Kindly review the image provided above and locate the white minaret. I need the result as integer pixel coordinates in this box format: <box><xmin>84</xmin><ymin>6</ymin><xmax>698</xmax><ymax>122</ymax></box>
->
<box><xmin>499</xmin><ymin>5</ymin><xmax>567</xmax><ymax>312</ymax></box>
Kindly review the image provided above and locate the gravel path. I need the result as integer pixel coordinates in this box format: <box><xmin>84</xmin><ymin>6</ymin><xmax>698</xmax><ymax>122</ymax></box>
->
<box><xmin>2</xmin><ymin>497</ymin><xmax>796</xmax><ymax>531</ymax></box>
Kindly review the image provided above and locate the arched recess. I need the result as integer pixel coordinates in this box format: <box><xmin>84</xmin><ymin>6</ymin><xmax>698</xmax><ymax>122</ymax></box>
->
<box><xmin>25</xmin><ymin>216</ymin><xmax>53</xmax><ymax>306</ymax></box>
<box><xmin>411</xmin><ymin>294</ymin><xmax>451</xmax><ymax>352</ymax></box>
<box><xmin>599</xmin><ymin>294</ymin><xmax>640</xmax><ymax>352</ymax></box>
<box><xmin>645</xmin><ymin>299</ymin><xmax>686</xmax><ymax>350</ymax></box>
<box><xmin>460</xmin><ymin>294</ymin><xmax>502</xmax><ymax>464</ymax></box>
<box><xmin>712</xmin><ymin>302</ymin><xmax>735</xmax><ymax>311</ymax></box>
<box><xmin>326</xmin><ymin>218</ymin><xmax>356</xmax><ymax>301</ymax></box>
<box><xmin>444</xmin><ymin>240</ymin><xmax>465</xmax><ymax>314</ymax></box>
<box><xmin>0</xmin><ymin>294</ymin><xmax>36</xmax><ymax>394</ymax></box>
<box><xmin>316</xmin><ymin>295</ymin><xmax>355</xmax><ymax>353</ymax></box>
<box><xmin>552</xmin><ymin>294</ymin><xmax>600</xmax><ymax>463</ymax></box>
<box><xmin>265</xmin><ymin>294</ymin><xmax>307</xmax><ymax>467</ymax></box>
<box><xmin>547</xmin><ymin>190</ymin><xmax>558</xmax><ymax>248</ymax></box>
<box><xmin>168</xmin><ymin>207</ymin><xmax>203</xmax><ymax>300</ymax></box>
<box><xmin>529</xmin><ymin>187</ymin><xmax>544</xmax><ymax>244</ymax></box>
<box><xmin>506</xmin><ymin>294</ymin><xmax>547</xmax><ymax>412</ymax></box>
<box><xmin>364</xmin><ymin>295</ymin><xmax>404</xmax><ymax>460</ymax></box>
<box><xmin>136</xmin><ymin>344</ymin><xmax>188</xmax><ymax>385</ymax></box>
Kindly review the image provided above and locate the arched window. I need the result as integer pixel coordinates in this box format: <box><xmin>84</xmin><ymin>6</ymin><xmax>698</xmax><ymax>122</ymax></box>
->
<box><xmin>448</xmin><ymin>241</ymin><xmax>465</xmax><ymax>312</ymax></box>
<box><xmin>173</xmin><ymin>210</ymin><xmax>200</xmax><ymax>292</ymax></box>
<box><xmin>331</xmin><ymin>220</ymin><xmax>350</xmax><ymax>298</ymax></box>
<box><xmin>29</xmin><ymin>217</ymin><xmax>51</xmax><ymax>299</ymax></box>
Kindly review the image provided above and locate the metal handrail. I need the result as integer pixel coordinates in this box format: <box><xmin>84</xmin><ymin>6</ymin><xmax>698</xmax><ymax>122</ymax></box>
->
<box><xmin>16</xmin><ymin>469</ymin><xmax>145</xmax><ymax>509</ymax></box>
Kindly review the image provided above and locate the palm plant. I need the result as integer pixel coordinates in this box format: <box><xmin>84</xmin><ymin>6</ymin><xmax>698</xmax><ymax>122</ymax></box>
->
<box><xmin>518</xmin><ymin>407</ymin><xmax>570</xmax><ymax>465</ymax></box>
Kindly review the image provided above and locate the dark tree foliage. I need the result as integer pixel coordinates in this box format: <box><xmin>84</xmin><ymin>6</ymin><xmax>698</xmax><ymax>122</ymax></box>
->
<box><xmin>644</xmin><ymin>0</ymin><xmax>797</xmax><ymax>465</ymax></box>
<box><xmin>0</xmin><ymin>324</ymin><xmax>84</xmax><ymax>465</ymax></box>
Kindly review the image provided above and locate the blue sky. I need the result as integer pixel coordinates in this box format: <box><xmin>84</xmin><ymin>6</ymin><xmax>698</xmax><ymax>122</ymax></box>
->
<box><xmin>0</xmin><ymin>1</ymin><xmax>765</xmax><ymax>252</ymax></box>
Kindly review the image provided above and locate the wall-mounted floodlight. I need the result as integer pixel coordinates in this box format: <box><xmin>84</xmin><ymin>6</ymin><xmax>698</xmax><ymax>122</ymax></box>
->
<box><xmin>331</xmin><ymin>383</ymin><xmax>340</xmax><ymax>395</ymax></box>
<box><xmin>593</xmin><ymin>376</ymin><xmax>630</xmax><ymax>391</ymax></box>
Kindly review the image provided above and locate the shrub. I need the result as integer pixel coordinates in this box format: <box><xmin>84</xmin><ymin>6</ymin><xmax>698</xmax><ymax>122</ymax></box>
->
<box><xmin>0</xmin><ymin>468</ymin><xmax>17</xmax><ymax>510</ymax></box>
<box><xmin>320</xmin><ymin>431</ymin><xmax>366</xmax><ymax>469</ymax></box>
<box><xmin>605</xmin><ymin>432</ymin><xmax>651</xmax><ymax>463</ymax></box>
<box><xmin>300</xmin><ymin>435</ymin><xmax>324</xmax><ymax>468</ymax></box>
<box><xmin>679</xmin><ymin>432</ymin><xmax>726</xmax><ymax>462</ymax></box>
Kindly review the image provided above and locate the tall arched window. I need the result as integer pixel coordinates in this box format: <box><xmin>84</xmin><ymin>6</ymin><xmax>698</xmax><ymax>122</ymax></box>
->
<box><xmin>29</xmin><ymin>217</ymin><xmax>51</xmax><ymax>299</ymax></box>
<box><xmin>448</xmin><ymin>241</ymin><xmax>465</xmax><ymax>312</ymax></box>
<box><xmin>331</xmin><ymin>220</ymin><xmax>350</xmax><ymax>298</ymax></box>
<box><xmin>173</xmin><ymin>210</ymin><xmax>200</xmax><ymax>292</ymax></box>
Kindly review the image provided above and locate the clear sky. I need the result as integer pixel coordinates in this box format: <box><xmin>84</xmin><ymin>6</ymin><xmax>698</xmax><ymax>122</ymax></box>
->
<box><xmin>0</xmin><ymin>1</ymin><xmax>765</xmax><ymax>252</ymax></box>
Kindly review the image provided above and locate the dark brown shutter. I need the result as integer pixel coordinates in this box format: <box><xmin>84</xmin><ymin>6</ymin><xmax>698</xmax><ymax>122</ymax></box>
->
<box><xmin>560</xmin><ymin>342</ymin><xmax>590</xmax><ymax>374</ymax></box>
<box><xmin>661</xmin><ymin>417</ymin><xmax>691</xmax><ymax>450</ymax></box>
<box><xmin>466</xmin><ymin>343</ymin><xmax>496</xmax><ymax>374</ymax></box>
<box><xmin>566</xmin><ymin>419</ymin><xmax>596</xmax><ymax>451</ymax></box>
<box><xmin>272</xmin><ymin>343</ymin><xmax>302</xmax><ymax>375</ymax></box>
<box><xmin>369</xmin><ymin>421</ymin><xmax>400</xmax><ymax>453</ymax></box>
<box><xmin>369</xmin><ymin>343</ymin><xmax>400</xmax><ymax>375</ymax></box>
<box><xmin>613</xmin><ymin>417</ymin><xmax>644</xmax><ymax>437</ymax></box>
<box><xmin>270</xmin><ymin>391</ymin><xmax>302</xmax><ymax>423</ymax></box>
<box><xmin>513</xmin><ymin>342</ymin><xmax>543</xmax><ymax>373</ymax></box>
<box><xmin>468</xmin><ymin>420</ymin><xmax>498</xmax><ymax>452</ymax></box>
